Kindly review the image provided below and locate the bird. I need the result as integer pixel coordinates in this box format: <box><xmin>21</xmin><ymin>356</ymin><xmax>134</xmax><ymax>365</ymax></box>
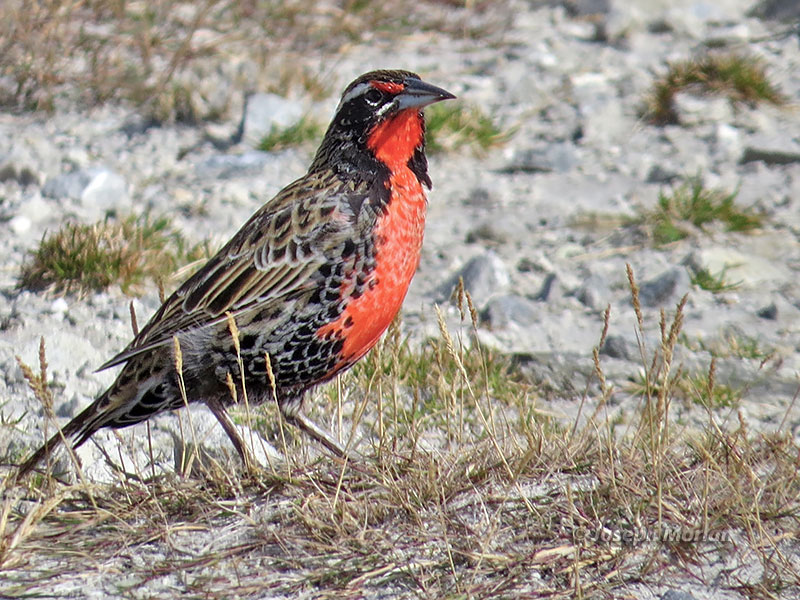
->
<box><xmin>12</xmin><ymin>70</ymin><xmax>455</xmax><ymax>482</ymax></box>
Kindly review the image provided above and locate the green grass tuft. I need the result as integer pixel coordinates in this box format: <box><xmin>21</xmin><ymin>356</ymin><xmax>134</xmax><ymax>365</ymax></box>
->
<box><xmin>644</xmin><ymin>53</ymin><xmax>786</xmax><ymax>125</ymax></box>
<box><xmin>257</xmin><ymin>117</ymin><xmax>325</xmax><ymax>152</ymax></box>
<box><xmin>689</xmin><ymin>265</ymin><xmax>742</xmax><ymax>293</ymax></box>
<box><xmin>18</xmin><ymin>214</ymin><xmax>210</xmax><ymax>296</ymax></box>
<box><xmin>683</xmin><ymin>373</ymin><xmax>742</xmax><ymax>408</ymax></box>
<box><xmin>313</xmin><ymin>316</ymin><xmax>533</xmax><ymax>449</ymax></box>
<box><xmin>425</xmin><ymin>102</ymin><xmax>514</xmax><ymax>155</ymax></box>
<box><xmin>638</xmin><ymin>177</ymin><xmax>763</xmax><ymax>245</ymax></box>
<box><xmin>682</xmin><ymin>331</ymin><xmax>773</xmax><ymax>361</ymax></box>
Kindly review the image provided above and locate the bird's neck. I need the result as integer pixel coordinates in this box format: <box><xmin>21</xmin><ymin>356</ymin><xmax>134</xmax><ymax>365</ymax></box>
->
<box><xmin>367</xmin><ymin>109</ymin><xmax>432</xmax><ymax>190</ymax></box>
<box><xmin>367</xmin><ymin>109</ymin><xmax>423</xmax><ymax>171</ymax></box>
<box><xmin>311</xmin><ymin>110</ymin><xmax>431</xmax><ymax>188</ymax></box>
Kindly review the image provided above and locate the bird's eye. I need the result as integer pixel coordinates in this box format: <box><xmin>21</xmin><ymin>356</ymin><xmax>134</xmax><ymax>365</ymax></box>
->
<box><xmin>364</xmin><ymin>88</ymin><xmax>383</xmax><ymax>105</ymax></box>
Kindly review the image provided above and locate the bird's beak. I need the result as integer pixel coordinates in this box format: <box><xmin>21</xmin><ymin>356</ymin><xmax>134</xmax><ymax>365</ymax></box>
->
<box><xmin>395</xmin><ymin>78</ymin><xmax>456</xmax><ymax>111</ymax></box>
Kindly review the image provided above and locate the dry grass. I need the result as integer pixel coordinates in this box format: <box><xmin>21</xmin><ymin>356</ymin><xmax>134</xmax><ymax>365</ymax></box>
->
<box><xmin>0</xmin><ymin>0</ymin><xmax>506</xmax><ymax>119</ymax></box>
<box><xmin>2</xmin><ymin>266</ymin><xmax>799</xmax><ymax>597</ymax></box>
<box><xmin>18</xmin><ymin>214</ymin><xmax>211</xmax><ymax>297</ymax></box>
<box><xmin>644</xmin><ymin>53</ymin><xmax>786</xmax><ymax>126</ymax></box>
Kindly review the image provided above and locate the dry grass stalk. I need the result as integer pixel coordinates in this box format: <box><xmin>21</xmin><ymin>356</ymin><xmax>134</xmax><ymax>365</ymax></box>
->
<box><xmin>3</xmin><ymin>265</ymin><xmax>799</xmax><ymax>596</ymax></box>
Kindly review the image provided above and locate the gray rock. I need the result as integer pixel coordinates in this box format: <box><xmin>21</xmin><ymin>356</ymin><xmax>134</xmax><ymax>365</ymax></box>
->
<box><xmin>80</xmin><ymin>169</ymin><xmax>128</xmax><ymax>215</ymax></box>
<box><xmin>517</xmin><ymin>257</ymin><xmax>538</xmax><ymax>273</ymax></box>
<box><xmin>196</xmin><ymin>150</ymin><xmax>273</xmax><ymax>179</ymax></box>
<box><xmin>462</xmin><ymin>187</ymin><xmax>493</xmax><ymax>207</ymax></box>
<box><xmin>713</xmin><ymin>123</ymin><xmax>743</xmax><ymax>162</ymax></box>
<box><xmin>42</xmin><ymin>167</ymin><xmax>128</xmax><ymax>215</ymax></box>
<box><xmin>242</xmin><ymin>93</ymin><xmax>304</xmax><ymax>149</ymax></box>
<box><xmin>482</xmin><ymin>294</ymin><xmax>539</xmax><ymax>328</ymax></box>
<box><xmin>671</xmin><ymin>94</ymin><xmax>734</xmax><ymax>126</ymax></box>
<box><xmin>500</xmin><ymin>143</ymin><xmax>579</xmax><ymax>174</ymax></box>
<box><xmin>438</xmin><ymin>252</ymin><xmax>510</xmax><ymax>308</ymax></box>
<box><xmin>646</xmin><ymin>164</ymin><xmax>679</xmax><ymax>184</ymax></box>
<box><xmin>660</xmin><ymin>591</ymin><xmax>697</xmax><ymax>600</ymax></box>
<box><xmin>664</xmin><ymin>2</ymin><xmax>739</xmax><ymax>36</ymax></box>
<box><xmin>510</xmin><ymin>351</ymin><xmax>595</xmax><ymax>397</ymax></box>
<box><xmin>575</xmin><ymin>274</ymin><xmax>612</xmax><ymax>309</ymax></box>
<box><xmin>749</xmin><ymin>0</ymin><xmax>800</xmax><ymax>21</ymax></box>
<box><xmin>563</xmin><ymin>0</ymin><xmax>611</xmax><ymax>17</ymax></box>
<box><xmin>9</xmin><ymin>215</ymin><xmax>31</xmax><ymax>234</ymax></box>
<box><xmin>689</xmin><ymin>247</ymin><xmax>787</xmax><ymax>288</ymax></box>
<box><xmin>600</xmin><ymin>334</ymin><xmax>633</xmax><ymax>360</ymax></box>
<box><xmin>119</xmin><ymin>113</ymin><xmax>158</xmax><ymax>137</ymax></box>
<box><xmin>534</xmin><ymin>273</ymin><xmax>558</xmax><ymax>302</ymax></box>
<box><xmin>638</xmin><ymin>268</ymin><xmax>691</xmax><ymax>307</ymax></box>
<box><xmin>55</xmin><ymin>394</ymin><xmax>83</xmax><ymax>419</ymax></box>
<box><xmin>465</xmin><ymin>222</ymin><xmax>509</xmax><ymax>245</ymax></box>
<box><xmin>0</xmin><ymin>154</ymin><xmax>38</xmax><ymax>186</ymax></box>
<box><xmin>604</xmin><ymin>2</ymin><xmax>648</xmax><ymax>38</ymax></box>
<box><xmin>757</xmin><ymin>302</ymin><xmax>777</xmax><ymax>320</ymax></box>
<box><xmin>740</xmin><ymin>147</ymin><xmax>800</xmax><ymax>166</ymax></box>
<box><xmin>42</xmin><ymin>170</ymin><xmax>97</xmax><ymax>200</ymax></box>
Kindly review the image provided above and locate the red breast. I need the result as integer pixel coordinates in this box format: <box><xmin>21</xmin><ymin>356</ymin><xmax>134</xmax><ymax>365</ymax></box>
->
<box><xmin>316</xmin><ymin>108</ymin><xmax>428</xmax><ymax>367</ymax></box>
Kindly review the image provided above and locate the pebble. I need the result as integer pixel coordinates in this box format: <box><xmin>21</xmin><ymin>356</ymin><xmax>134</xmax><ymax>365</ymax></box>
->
<box><xmin>9</xmin><ymin>215</ymin><xmax>31</xmax><ymax>235</ymax></box>
<box><xmin>0</xmin><ymin>161</ymin><xmax>38</xmax><ymax>186</ymax></box>
<box><xmin>50</xmin><ymin>298</ymin><xmax>69</xmax><ymax>315</ymax></box>
<box><xmin>1</xmin><ymin>1</ymin><xmax>799</xmax><ymax>595</ymax></box>
<box><xmin>196</xmin><ymin>150</ymin><xmax>275</xmax><ymax>179</ymax></box>
<box><xmin>481</xmin><ymin>294</ymin><xmax>539</xmax><ymax>328</ymax></box>
<box><xmin>646</xmin><ymin>164</ymin><xmax>680</xmax><ymax>184</ymax></box>
<box><xmin>465</xmin><ymin>222</ymin><xmax>509</xmax><ymax>245</ymax></box>
<box><xmin>501</xmin><ymin>143</ymin><xmax>579</xmax><ymax>174</ymax></box>
<box><xmin>575</xmin><ymin>274</ymin><xmax>613</xmax><ymax>310</ymax></box>
<box><xmin>42</xmin><ymin>169</ymin><xmax>97</xmax><ymax>200</ymax></box>
<box><xmin>600</xmin><ymin>334</ymin><xmax>634</xmax><ymax>360</ymax></box>
<box><xmin>693</xmin><ymin>247</ymin><xmax>787</xmax><ymax>288</ymax></box>
<box><xmin>534</xmin><ymin>273</ymin><xmax>558</xmax><ymax>302</ymax></box>
<box><xmin>55</xmin><ymin>394</ymin><xmax>82</xmax><ymax>419</ymax></box>
<box><xmin>757</xmin><ymin>302</ymin><xmax>777</xmax><ymax>320</ymax></box>
<box><xmin>740</xmin><ymin>147</ymin><xmax>800</xmax><ymax>166</ymax></box>
<box><xmin>660</xmin><ymin>591</ymin><xmax>698</xmax><ymax>600</ymax></box>
<box><xmin>749</xmin><ymin>0</ymin><xmax>800</xmax><ymax>20</ymax></box>
<box><xmin>80</xmin><ymin>169</ymin><xmax>128</xmax><ymax>215</ymax></box>
<box><xmin>438</xmin><ymin>252</ymin><xmax>511</xmax><ymax>308</ymax></box>
<box><xmin>637</xmin><ymin>268</ymin><xmax>691</xmax><ymax>307</ymax></box>
<box><xmin>42</xmin><ymin>167</ymin><xmax>128</xmax><ymax>218</ymax></box>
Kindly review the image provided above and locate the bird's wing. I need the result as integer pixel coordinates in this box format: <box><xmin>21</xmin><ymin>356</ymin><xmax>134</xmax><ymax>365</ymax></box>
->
<box><xmin>98</xmin><ymin>173</ymin><xmax>374</xmax><ymax>371</ymax></box>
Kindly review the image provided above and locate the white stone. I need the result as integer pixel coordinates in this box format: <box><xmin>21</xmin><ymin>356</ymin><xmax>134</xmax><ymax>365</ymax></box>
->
<box><xmin>697</xmin><ymin>247</ymin><xmax>788</xmax><ymax>288</ymax></box>
<box><xmin>81</xmin><ymin>169</ymin><xmax>128</xmax><ymax>213</ymax></box>
<box><xmin>50</xmin><ymin>298</ymin><xmax>69</xmax><ymax>314</ymax></box>
<box><xmin>9</xmin><ymin>214</ymin><xmax>31</xmax><ymax>234</ymax></box>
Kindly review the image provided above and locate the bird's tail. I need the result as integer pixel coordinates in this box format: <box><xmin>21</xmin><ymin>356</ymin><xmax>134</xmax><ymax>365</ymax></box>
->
<box><xmin>11</xmin><ymin>397</ymin><xmax>107</xmax><ymax>485</ymax></box>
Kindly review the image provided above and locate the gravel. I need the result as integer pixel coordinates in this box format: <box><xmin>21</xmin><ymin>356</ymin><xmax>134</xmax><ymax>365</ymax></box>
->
<box><xmin>2</xmin><ymin>0</ymin><xmax>800</xmax><ymax>597</ymax></box>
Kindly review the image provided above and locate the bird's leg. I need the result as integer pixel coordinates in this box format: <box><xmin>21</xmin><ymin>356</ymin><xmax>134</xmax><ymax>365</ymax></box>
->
<box><xmin>285</xmin><ymin>411</ymin><xmax>347</xmax><ymax>458</ymax></box>
<box><xmin>205</xmin><ymin>397</ymin><xmax>254</xmax><ymax>470</ymax></box>
<box><xmin>277</xmin><ymin>393</ymin><xmax>348</xmax><ymax>457</ymax></box>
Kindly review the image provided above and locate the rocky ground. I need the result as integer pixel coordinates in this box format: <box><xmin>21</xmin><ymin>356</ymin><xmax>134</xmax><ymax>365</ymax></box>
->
<box><xmin>2</xmin><ymin>0</ymin><xmax>800</xmax><ymax>598</ymax></box>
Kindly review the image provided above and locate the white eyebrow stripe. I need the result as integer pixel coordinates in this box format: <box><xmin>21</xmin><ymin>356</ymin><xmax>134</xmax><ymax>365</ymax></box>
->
<box><xmin>336</xmin><ymin>82</ymin><xmax>372</xmax><ymax>112</ymax></box>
